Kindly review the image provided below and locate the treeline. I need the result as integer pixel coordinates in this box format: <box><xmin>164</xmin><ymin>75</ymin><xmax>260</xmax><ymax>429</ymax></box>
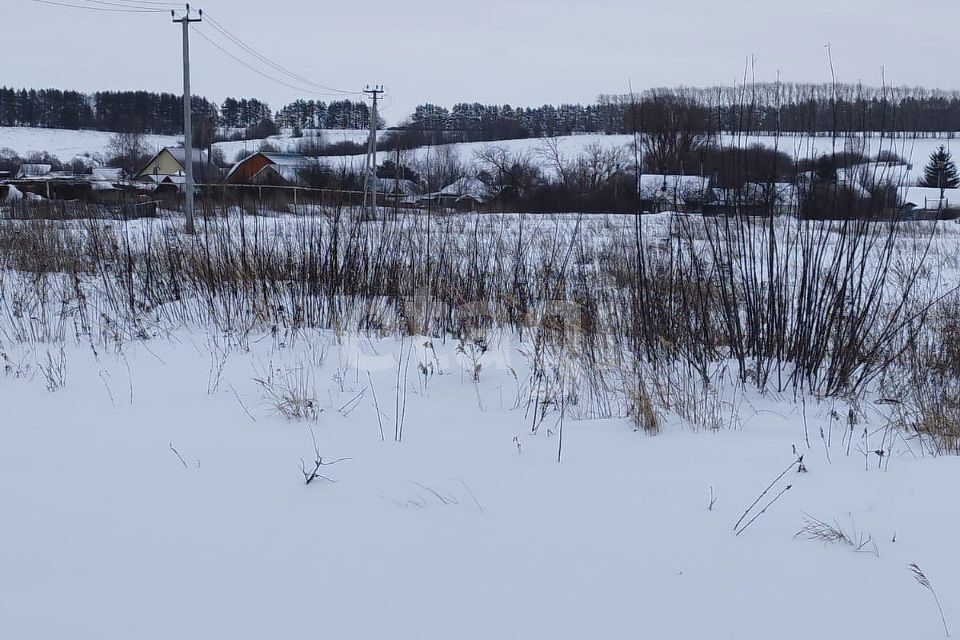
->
<box><xmin>0</xmin><ymin>87</ymin><xmax>375</xmax><ymax>134</ymax></box>
<box><xmin>601</xmin><ymin>84</ymin><xmax>960</xmax><ymax>135</ymax></box>
<box><xmin>405</xmin><ymin>103</ymin><xmax>608</xmax><ymax>141</ymax></box>
<box><xmin>401</xmin><ymin>84</ymin><xmax>960</xmax><ymax>143</ymax></box>
<box><xmin>6</xmin><ymin>83</ymin><xmax>960</xmax><ymax>140</ymax></box>
<box><xmin>274</xmin><ymin>99</ymin><xmax>383</xmax><ymax>130</ymax></box>
<box><xmin>0</xmin><ymin>88</ymin><xmax>219</xmax><ymax>134</ymax></box>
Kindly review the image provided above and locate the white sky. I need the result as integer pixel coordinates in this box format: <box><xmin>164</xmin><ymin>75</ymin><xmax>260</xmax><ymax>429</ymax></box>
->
<box><xmin>6</xmin><ymin>0</ymin><xmax>960</xmax><ymax>124</ymax></box>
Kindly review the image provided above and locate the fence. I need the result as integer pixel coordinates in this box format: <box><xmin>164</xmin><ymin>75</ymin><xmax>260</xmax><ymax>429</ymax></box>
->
<box><xmin>0</xmin><ymin>199</ymin><xmax>159</xmax><ymax>221</ymax></box>
<box><xmin>187</xmin><ymin>184</ymin><xmax>456</xmax><ymax>217</ymax></box>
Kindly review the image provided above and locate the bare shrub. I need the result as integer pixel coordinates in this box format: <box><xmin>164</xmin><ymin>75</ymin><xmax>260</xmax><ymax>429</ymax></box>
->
<box><xmin>254</xmin><ymin>364</ymin><xmax>319</xmax><ymax>422</ymax></box>
<box><xmin>106</xmin><ymin>131</ymin><xmax>149</xmax><ymax>175</ymax></box>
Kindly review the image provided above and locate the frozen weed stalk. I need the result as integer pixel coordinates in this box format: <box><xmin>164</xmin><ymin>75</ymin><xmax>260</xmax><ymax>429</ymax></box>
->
<box><xmin>909</xmin><ymin>564</ymin><xmax>951</xmax><ymax>638</ymax></box>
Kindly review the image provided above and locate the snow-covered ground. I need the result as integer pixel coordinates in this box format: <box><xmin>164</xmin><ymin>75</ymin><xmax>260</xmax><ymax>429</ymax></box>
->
<box><xmin>0</xmin><ymin>126</ymin><xmax>370</xmax><ymax>165</ymax></box>
<box><xmin>0</xmin><ymin>211</ymin><xmax>958</xmax><ymax>639</ymax></box>
<box><xmin>213</xmin><ymin>128</ymin><xmax>371</xmax><ymax>163</ymax></box>
<box><xmin>0</xmin><ymin>326</ymin><xmax>956</xmax><ymax>639</ymax></box>
<box><xmin>0</xmin><ymin>126</ymin><xmax>181</xmax><ymax>163</ymax></box>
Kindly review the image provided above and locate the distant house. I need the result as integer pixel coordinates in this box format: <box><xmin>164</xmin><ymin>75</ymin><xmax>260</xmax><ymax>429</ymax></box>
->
<box><xmin>225</xmin><ymin>152</ymin><xmax>313</xmax><ymax>186</ymax></box>
<box><xmin>639</xmin><ymin>175</ymin><xmax>712</xmax><ymax>212</ymax></box>
<box><xmin>136</xmin><ymin>147</ymin><xmax>216</xmax><ymax>186</ymax></box>
<box><xmin>15</xmin><ymin>163</ymin><xmax>53</xmax><ymax>179</ymax></box>
<box><xmin>418</xmin><ymin>177</ymin><xmax>491</xmax><ymax>211</ymax></box>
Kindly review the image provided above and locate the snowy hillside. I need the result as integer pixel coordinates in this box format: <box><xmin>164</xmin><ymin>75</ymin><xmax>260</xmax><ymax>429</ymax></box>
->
<box><xmin>0</xmin><ymin>126</ymin><xmax>369</xmax><ymax>165</ymax></box>
<box><xmin>213</xmin><ymin>129</ymin><xmax>371</xmax><ymax>162</ymax></box>
<box><xmin>310</xmin><ymin>133</ymin><xmax>960</xmax><ymax>185</ymax></box>
<box><xmin>2</xmin><ymin>125</ymin><xmax>957</xmax><ymax>187</ymax></box>
<box><xmin>0</xmin><ymin>126</ymin><xmax>181</xmax><ymax>163</ymax></box>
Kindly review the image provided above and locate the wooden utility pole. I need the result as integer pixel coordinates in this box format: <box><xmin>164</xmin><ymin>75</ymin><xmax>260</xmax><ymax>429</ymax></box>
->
<box><xmin>394</xmin><ymin>144</ymin><xmax>401</xmax><ymax>217</ymax></box>
<box><xmin>173</xmin><ymin>4</ymin><xmax>202</xmax><ymax>234</ymax></box>
<box><xmin>362</xmin><ymin>85</ymin><xmax>384</xmax><ymax>217</ymax></box>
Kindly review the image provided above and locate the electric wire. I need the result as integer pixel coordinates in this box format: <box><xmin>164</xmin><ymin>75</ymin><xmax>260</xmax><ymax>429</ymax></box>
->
<box><xmin>201</xmin><ymin>12</ymin><xmax>361</xmax><ymax>96</ymax></box>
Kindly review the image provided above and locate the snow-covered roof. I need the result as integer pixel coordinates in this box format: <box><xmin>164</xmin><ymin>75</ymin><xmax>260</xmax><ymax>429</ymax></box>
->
<box><xmin>838</xmin><ymin>162</ymin><xmax>911</xmax><ymax>189</ymax></box>
<box><xmin>92</xmin><ymin>167</ymin><xmax>123</xmax><ymax>181</ymax></box>
<box><xmin>439</xmin><ymin>177</ymin><xmax>490</xmax><ymax>200</ymax></box>
<box><xmin>251</xmin><ymin>164</ymin><xmax>310</xmax><ymax>187</ymax></box>
<box><xmin>225</xmin><ymin>152</ymin><xmax>313</xmax><ymax>182</ymax></box>
<box><xmin>165</xmin><ymin>147</ymin><xmax>208</xmax><ymax>165</ymax></box>
<box><xmin>15</xmin><ymin>163</ymin><xmax>53</xmax><ymax>179</ymax></box>
<box><xmin>140</xmin><ymin>174</ymin><xmax>186</xmax><ymax>187</ymax></box>
<box><xmin>262</xmin><ymin>153</ymin><xmax>312</xmax><ymax>167</ymax></box>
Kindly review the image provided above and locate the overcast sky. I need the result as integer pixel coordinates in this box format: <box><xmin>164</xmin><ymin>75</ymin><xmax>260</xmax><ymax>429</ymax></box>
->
<box><xmin>7</xmin><ymin>0</ymin><xmax>960</xmax><ymax>124</ymax></box>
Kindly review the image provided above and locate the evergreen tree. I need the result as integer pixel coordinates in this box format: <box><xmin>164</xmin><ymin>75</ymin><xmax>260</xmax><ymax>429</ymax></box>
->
<box><xmin>921</xmin><ymin>145</ymin><xmax>960</xmax><ymax>196</ymax></box>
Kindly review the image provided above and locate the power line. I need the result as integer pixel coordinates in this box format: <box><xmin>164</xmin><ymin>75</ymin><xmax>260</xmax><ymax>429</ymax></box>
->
<box><xmin>114</xmin><ymin>0</ymin><xmax>182</xmax><ymax>5</ymax></box>
<box><xmin>31</xmin><ymin>0</ymin><xmax>166</xmax><ymax>12</ymax></box>
<box><xmin>192</xmin><ymin>27</ymin><xmax>347</xmax><ymax>98</ymax></box>
<box><xmin>75</xmin><ymin>0</ymin><xmax>169</xmax><ymax>9</ymax></box>
<box><xmin>33</xmin><ymin>0</ymin><xmax>363</xmax><ymax>100</ymax></box>
<box><xmin>193</xmin><ymin>25</ymin><xmax>361</xmax><ymax>99</ymax></box>
<box><xmin>201</xmin><ymin>12</ymin><xmax>361</xmax><ymax>96</ymax></box>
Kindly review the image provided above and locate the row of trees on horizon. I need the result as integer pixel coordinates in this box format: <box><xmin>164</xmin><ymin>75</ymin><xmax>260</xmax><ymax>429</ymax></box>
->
<box><xmin>0</xmin><ymin>88</ymin><xmax>378</xmax><ymax>137</ymax></box>
<box><xmin>5</xmin><ymin>83</ymin><xmax>960</xmax><ymax>142</ymax></box>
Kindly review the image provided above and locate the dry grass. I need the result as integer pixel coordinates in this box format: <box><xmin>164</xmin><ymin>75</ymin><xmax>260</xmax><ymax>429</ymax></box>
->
<box><xmin>796</xmin><ymin>514</ymin><xmax>879</xmax><ymax>557</ymax></box>
<box><xmin>0</xmin><ymin>199</ymin><xmax>952</xmax><ymax>443</ymax></box>
<box><xmin>254</xmin><ymin>363</ymin><xmax>320</xmax><ymax>422</ymax></box>
<box><xmin>887</xmin><ymin>293</ymin><xmax>960</xmax><ymax>455</ymax></box>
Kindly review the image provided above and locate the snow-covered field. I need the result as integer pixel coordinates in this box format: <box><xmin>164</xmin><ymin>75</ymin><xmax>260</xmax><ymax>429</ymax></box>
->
<box><xmin>0</xmin><ymin>210</ymin><xmax>958</xmax><ymax>639</ymax></box>
<box><xmin>0</xmin><ymin>126</ymin><xmax>370</xmax><ymax>165</ymax></box>
<box><xmin>0</xmin><ymin>126</ymin><xmax>181</xmax><ymax>163</ymax></box>
<box><xmin>0</xmin><ymin>326</ymin><xmax>957</xmax><ymax>639</ymax></box>
<box><xmin>283</xmin><ymin>132</ymin><xmax>960</xmax><ymax>186</ymax></box>
<box><xmin>213</xmin><ymin>128</ymin><xmax>371</xmax><ymax>162</ymax></box>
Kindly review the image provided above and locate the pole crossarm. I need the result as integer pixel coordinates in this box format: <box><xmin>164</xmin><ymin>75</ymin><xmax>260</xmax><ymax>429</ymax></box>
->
<box><xmin>171</xmin><ymin>3</ymin><xmax>202</xmax><ymax>23</ymax></box>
